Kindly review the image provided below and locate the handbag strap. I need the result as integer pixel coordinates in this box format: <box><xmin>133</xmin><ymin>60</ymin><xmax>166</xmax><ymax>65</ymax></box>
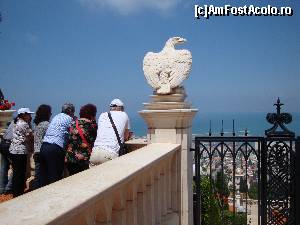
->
<box><xmin>75</xmin><ymin>120</ymin><xmax>92</xmax><ymax>154</ymax></box>
<box><xmin>107</xmin><ymin>112</ymin><xmax>122</xmax><ymax>148</ymax></box>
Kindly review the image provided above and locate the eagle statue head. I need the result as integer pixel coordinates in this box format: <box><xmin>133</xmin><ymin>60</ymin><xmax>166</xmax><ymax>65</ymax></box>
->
<box><xmin>163</xmin><ymin>37</ymin><xmax>187</xmax><ymax>50</ymax></box>
<box><xmin>143</xmin><ymin>37</ymin><xmax>192</xmax><ymax>94</ymax></box>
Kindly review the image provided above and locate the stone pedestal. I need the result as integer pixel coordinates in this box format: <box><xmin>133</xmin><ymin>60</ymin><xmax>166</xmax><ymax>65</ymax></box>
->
<box><xmin>0</xmin><ymin>110</ymin><xmax>15</xmax><ymax>135</ymax></box>
<box><xmin>139</xmin><ymin>87</ymin><xmax>197</xmax><ymax>225</ymax></box>
<box><xmin>0</xmin><ymin>110</ymin><xmax>15</xmax><ymax>194</ymax></box>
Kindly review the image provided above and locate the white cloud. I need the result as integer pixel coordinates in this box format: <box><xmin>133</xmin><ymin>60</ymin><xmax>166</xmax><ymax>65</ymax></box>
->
<box><xmin>78</xmin><ymin>0</ymin><xmax>181</xmax><ymax>15</ymax></box>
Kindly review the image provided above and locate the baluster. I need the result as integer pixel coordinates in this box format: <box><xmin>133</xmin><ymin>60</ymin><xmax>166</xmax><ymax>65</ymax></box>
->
<box><xmin>147</xmin><ymin>170</ymin><xmax>155</xmax><ymax>225</ymax></box>
<box><xmin>111</xmin><ymin>190</ymin><xmax>126</xmax><ymax>225</ymax></box>
<box><xmin>171</xmin><ymin>152</ymin><xmax>178</xmax><ymax>212</ymax></box>
<box><xmin>154</xmin><ymin>167</ymin><xmax>161</xmax><ymax>224</ymax></box>
<box><xmin>95</xmin><ymin>198</ymin><xmax>113</xmax><ymax>225</ymax></box>
<box><xmin>137</xmin><ymin>177</ymin><xmax>147</xmax><ymax>225</ymax></box>
<box><xmin>125</xmin><ymin>183</ymin><xmax>138</xmax><ymax>225</ymax></box>
<box><xmin>167</xmin><ymin>158</ymin><xmax>172</xmax><ymax>213</ymax></box>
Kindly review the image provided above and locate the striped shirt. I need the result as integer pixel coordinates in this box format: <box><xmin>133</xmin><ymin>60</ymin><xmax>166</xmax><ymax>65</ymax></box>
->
<box><xmin>43</xmin><ymin>113</ymin><xmax>72</xmax><ymax>148</ymax></box>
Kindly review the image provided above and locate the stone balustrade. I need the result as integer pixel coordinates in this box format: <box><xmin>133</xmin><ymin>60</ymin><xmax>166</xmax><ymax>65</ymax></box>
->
<box><xmin>125</xmin><ymin>138</ymin><xmax>148</xmax><ymax>153</ymax></box>
<box><xmin>0</xmin><ymin>143</ymin><xmax>181</xmax><ymax>225</ymax></box>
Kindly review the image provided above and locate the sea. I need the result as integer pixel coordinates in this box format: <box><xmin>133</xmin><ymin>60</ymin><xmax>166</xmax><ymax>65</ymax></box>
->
<box><xmin>129</xmin><ymin>112</ymin><xmax>300</xmax><ymax>137</ymax></box>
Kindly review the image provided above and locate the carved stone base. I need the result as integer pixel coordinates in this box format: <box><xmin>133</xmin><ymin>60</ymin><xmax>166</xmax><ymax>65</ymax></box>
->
<box><xmin>143</xmin><ymin>102</ymin><xmax>191</xmax><ymax>110</ymax></box>
<box><xmin>144</xmin><ymin>86</ymin><xmax>190</xmax><ymax>110</ymax></box>
<box><xmin>150</xmin><ymin>94</ymin><xmax>186</xmax><ymax>103</ymax></box>
<box><xmin>153</xmin><ymin>86</ymin><xmax>186</xmax><ymax>96</ymax></box>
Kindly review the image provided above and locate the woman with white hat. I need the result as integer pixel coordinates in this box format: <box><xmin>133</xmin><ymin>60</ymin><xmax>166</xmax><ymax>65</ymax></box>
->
<box><xmin>9</xmin><ymin>107</ymin><xmax>34</xmax><ymax>197</ymax></box>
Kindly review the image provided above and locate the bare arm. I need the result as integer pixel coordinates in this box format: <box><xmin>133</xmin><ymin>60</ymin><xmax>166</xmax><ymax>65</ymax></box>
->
<box><xmin>124</xmin><ymin>129</ymin><xmax>131</xmax><ymax>141</ymax></box>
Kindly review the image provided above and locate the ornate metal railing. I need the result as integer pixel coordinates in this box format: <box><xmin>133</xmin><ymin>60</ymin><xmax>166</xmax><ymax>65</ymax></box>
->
<box><xmin>192</xmin><ymin>98</ymin><xmax>299</xmax><ymax>225</ymax></box>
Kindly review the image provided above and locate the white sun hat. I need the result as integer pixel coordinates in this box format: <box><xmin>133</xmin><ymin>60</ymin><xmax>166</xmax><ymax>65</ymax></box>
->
<box><xmin>110</xmin><ymin>99</ymin><xmax>124</xmax><ymax>107</ymax></box>
<box><xmin>17</xmin><ymin>107</ymin><xmax>35</xmax><ymax>115</ymax></box>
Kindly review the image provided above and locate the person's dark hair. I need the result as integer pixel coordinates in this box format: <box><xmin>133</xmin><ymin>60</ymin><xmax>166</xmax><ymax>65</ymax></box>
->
<box><xmin>34</xmin><ymin>104</ymin><xmax>52</xmax><ymax>125</ymax></box>
<box><xmin>62</xmin><ymin>103</ymin><xmax>75</xmax><ymax>115</ymax></box>
<box><xmin>14</xmin><ymin>114</ymin><xmax>29</xmax><ymax>124</ymax></box>
<box><xmin>80</xmin><ymin>104</ymin><xmax>97</xmax><ymax>120</ymax></box>
<box><xmin>14</xmin><ymin>115</ymin><xmax>19</xmax><ymax>124</ymax></box>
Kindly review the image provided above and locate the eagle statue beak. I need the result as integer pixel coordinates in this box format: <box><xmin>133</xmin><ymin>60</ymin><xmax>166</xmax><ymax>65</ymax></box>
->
<box><xmin>178</xmin><ymin>38</ymin><xmax>187</xmax><ymax>44</ymax></box>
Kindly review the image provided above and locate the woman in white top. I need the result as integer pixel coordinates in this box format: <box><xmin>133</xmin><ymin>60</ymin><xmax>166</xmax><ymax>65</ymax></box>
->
<box><xmin>32</xmin><ymin>104</ymin><xmax>51</xmax><ymax>189</ymax></box>
<box><xmin>9</xmin><ymin>108</ymin><xmax>34</xmax><ymax>197</ymax></box>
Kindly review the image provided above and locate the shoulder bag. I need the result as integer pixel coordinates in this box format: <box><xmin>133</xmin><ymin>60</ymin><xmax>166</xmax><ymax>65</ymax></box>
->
<box><xmin>107</xmin><ymin>112</ymin><xmax>127</xmax><ymax>156</ymax></box>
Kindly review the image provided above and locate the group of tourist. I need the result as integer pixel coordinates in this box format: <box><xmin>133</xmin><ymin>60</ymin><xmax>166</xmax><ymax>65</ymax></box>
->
<box><xmin>0</xmin><ymin>99</ymin><xmax>131</xmax><ymax>198</ymax></box>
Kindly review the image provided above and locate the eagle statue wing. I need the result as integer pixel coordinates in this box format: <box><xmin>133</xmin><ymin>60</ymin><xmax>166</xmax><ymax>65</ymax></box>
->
<box><xmin>169</xmin><ymin>49</ymin><xmax>192</xmax><ymax>88</ymax></box>
<box><xmin>143</xmin><ymin>52</ymin><xmax>161</xmax><ymax>89</ymax></box>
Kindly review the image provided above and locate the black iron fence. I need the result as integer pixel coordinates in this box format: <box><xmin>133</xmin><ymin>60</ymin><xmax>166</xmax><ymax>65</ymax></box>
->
<box><xmin>192</xmin><ymin>99</ymin><xmax>299</xmax><ymax>225</ymax></box>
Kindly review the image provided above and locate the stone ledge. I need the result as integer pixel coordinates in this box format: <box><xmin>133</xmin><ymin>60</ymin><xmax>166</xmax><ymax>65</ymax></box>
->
<box><xmin>0</xmin><ymin>143</ymin><xmax>180</xmax><ymax>225</ymax></box>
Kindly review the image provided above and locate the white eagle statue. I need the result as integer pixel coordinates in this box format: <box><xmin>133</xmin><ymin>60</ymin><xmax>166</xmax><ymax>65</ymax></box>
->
<box><xmin>143</xmin><ymin>37</ymin><xmax>192</xmax><ymax>94</ymax></box>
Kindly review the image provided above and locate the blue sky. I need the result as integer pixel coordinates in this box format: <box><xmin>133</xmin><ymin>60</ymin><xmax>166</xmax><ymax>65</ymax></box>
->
<box><xmin>0</xmin><ymin>0</ymin><xmax>299</xmax><ymax>119</ymax></box>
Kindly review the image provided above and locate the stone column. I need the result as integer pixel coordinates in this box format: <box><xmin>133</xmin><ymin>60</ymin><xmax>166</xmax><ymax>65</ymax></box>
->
<box><xmin>0</xmin><ymin>110</ymin><xmax>15</xmax><ymax>194</ymax></box>
<box><xmin>139</xmin><ymin>87</ymin><xmax>197</xmax><ymax>225</ymax></box>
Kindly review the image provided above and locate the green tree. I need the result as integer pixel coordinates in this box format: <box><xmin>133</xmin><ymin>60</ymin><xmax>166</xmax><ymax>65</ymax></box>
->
<box><xmin>214</xmin><ymin>171</ymin><xmax>230</xmax><ymax>210</ymax></box>
<box><xmin>229</xmin><ymin>184</ymin><xmax>234</xmax><ymax>195</ymax></box>
<box><xmin>248</xmin><ymin>182</ymin><xmax>258</xmax><ymax>200</ymax></box>
<box><xmin>239</xmin><ymin>177</ymin><xmax>248</xmax><ymax>193</ymax></box>
<box><xmin>215</xmin><ymin>171</ymin><xmax>230</xmax><ymax>197</ymax></box>
<box><xmin>195</xmin><ymin>176</ymin><xmax>247</xmax><ymax>225</ymax></box>
<box><xmin>200</xmin><ymin>176</ymin><xmax>222</xmax><ymax>225</ymax></box>
<box><xmin>223</xmin><ymin>211</ymin><xmax>247</xmax><ymax>225</ymax></box>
